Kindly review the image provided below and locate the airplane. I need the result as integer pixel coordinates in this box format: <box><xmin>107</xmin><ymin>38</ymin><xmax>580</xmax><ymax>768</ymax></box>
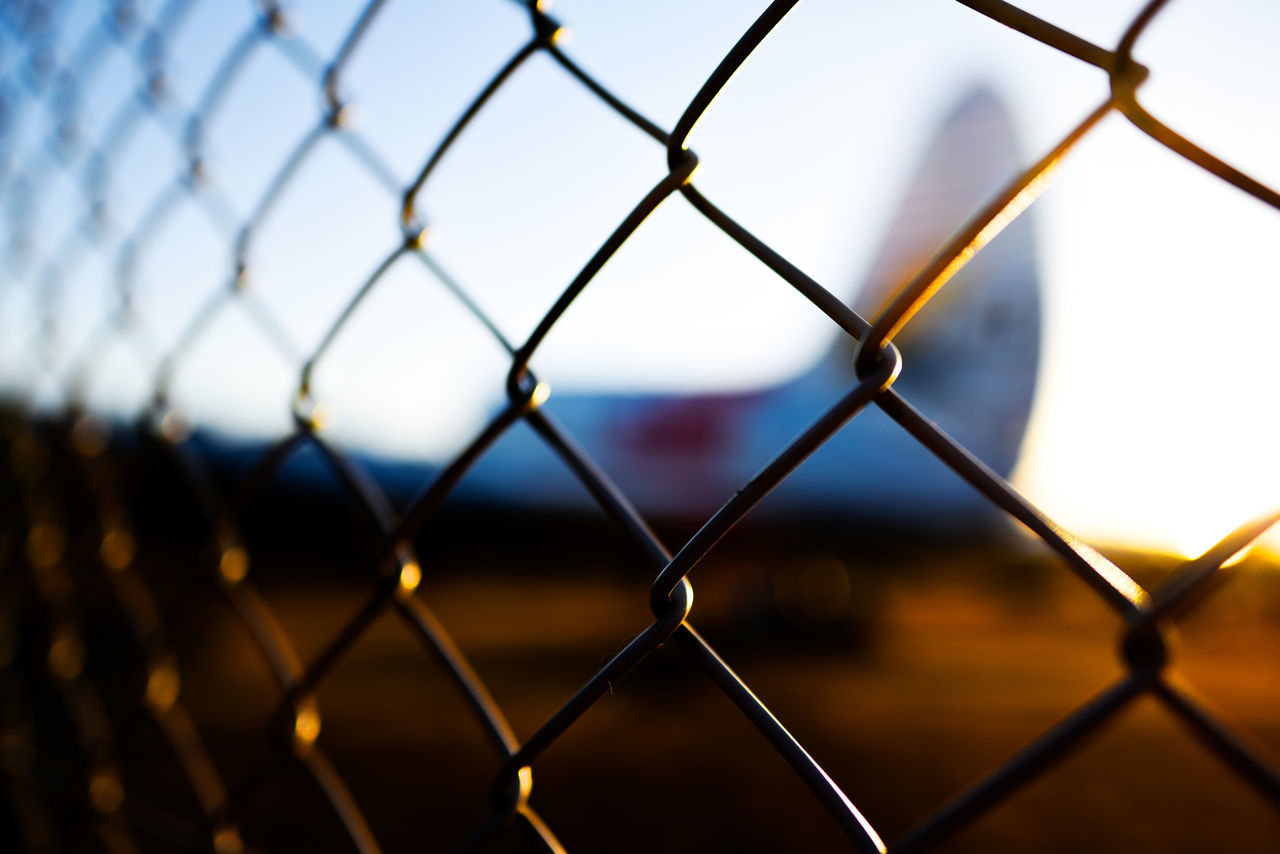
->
<box><xmin>172</xmin><ymin>83</ymin><xmax>1038</xmax><ymax>550</ymax></box>
<box><xmin>455</xmin><ymin>84</ymin><xmax>1041</xmax><ymax>537</ymax></box>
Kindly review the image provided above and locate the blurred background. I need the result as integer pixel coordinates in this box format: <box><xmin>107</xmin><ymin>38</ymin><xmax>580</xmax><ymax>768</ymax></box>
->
<box><xmin>1</xmin><ymin>0</ymin><xmax>1277</xmax><ymax>554</ymax></box>
<box><xmin>2</xmin><ymin>1</ymin><xmax>1280</xmax><ymax>852</ymax></box>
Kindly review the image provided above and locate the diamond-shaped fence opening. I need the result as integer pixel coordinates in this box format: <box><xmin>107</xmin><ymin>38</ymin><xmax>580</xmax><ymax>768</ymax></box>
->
<box><xmin>1</xmin><ymin>1</ymin><xmax>1279</xmax><ymax>852</ymax></box>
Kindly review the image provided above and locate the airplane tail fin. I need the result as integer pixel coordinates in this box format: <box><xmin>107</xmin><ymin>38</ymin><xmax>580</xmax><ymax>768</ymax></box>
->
<box><xmin>820</xmin><ymin>85</ymin><xmax>1041</xmax><ymax>477</ymax></box>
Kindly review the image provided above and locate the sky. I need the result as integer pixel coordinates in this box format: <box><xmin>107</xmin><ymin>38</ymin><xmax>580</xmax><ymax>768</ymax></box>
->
<box><xmin>0</xmin><ymin>0</ymin><xmax>1277</xmax><ymax>557</ymax></box>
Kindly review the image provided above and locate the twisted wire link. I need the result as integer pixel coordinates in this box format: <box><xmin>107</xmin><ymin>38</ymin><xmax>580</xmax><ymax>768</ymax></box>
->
<box><xmin>0</xmin><ymin>0</ymin><xmax>1278</xmax><ymax>851</ymax></box>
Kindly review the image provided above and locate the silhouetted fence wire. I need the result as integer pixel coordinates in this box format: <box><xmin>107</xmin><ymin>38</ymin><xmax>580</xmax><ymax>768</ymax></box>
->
<box><xmin>1</xmin><ymin>0</ymin><xmax>1279</xmax><ymax>851</ymax></box>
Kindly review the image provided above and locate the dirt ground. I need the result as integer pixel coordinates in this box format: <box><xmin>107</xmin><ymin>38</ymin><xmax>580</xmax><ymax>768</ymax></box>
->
<box><xmin>72</xmin><ymin>529</ymin><xmax>1278</xmax><ymax>854</ymax></box>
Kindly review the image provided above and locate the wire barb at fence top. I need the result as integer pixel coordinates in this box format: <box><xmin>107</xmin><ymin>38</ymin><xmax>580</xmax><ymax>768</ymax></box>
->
<box><xmin>0</xmin><ymin>0</ymin><xmax>1278</xmax><ymax>852</ymax></box>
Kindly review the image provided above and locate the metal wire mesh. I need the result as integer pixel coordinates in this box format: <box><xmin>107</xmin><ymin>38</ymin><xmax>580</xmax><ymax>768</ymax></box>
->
<box><xmin>1</xmin><ymin>0</ymin><xmax>1279</xmax><ymax>851</ymax></box>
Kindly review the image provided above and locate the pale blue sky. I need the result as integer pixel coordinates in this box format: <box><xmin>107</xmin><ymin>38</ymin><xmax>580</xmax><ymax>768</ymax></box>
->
<box><xmin>1</xmin><ymin>0</ymin><xmax>1278</xmax><ymax>555</ymax></box>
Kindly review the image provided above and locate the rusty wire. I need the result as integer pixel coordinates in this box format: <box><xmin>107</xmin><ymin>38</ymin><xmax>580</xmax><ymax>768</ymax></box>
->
<box><xmin>0</xmin><ymin>0</ymin><xmax>1279</xmax><ymax>851</ymax></box>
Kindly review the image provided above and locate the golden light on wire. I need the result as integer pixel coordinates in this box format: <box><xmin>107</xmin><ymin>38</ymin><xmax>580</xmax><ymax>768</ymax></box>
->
<box><xmin>879</xmin><ymin>156</ymin><xmax>1061</xmax><ymax>346</ymax></box>
<box><xmin>397</xmin><ymin>561</ymin><xmax>422</xmax><ymax>599</ymax></box>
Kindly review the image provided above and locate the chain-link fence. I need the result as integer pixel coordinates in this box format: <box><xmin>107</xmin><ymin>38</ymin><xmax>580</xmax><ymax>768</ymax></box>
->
<box><xmin>1</xmin><ymin>0</ymin><xmax>1279</xmax><ymax>851</ymax></box>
